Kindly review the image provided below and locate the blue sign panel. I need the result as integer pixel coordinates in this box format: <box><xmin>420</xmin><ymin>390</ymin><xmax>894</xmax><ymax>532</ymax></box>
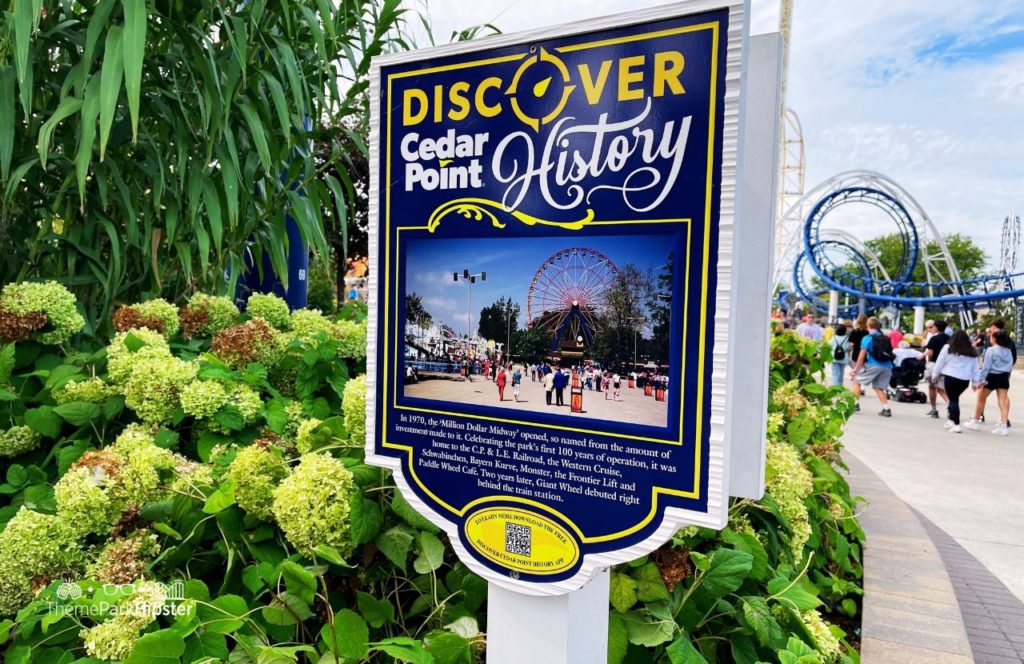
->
<box><xmin>368</xmin><ymin>2</ymin><xmax>746</xmax><ymax>593</ymax></box>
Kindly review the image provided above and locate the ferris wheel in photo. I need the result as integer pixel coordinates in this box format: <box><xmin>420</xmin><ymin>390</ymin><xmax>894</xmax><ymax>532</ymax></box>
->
<box><xmin>527</xmin><ymin>248</ymin><xmax>620</xmax><ymax>353</ymax></box>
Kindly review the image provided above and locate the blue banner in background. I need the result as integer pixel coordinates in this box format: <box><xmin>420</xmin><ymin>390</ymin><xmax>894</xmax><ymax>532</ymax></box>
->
<box><xmin>373</xmin><ymin>7</ymin><xmax>730</xmax><ymax>585</ymax></box>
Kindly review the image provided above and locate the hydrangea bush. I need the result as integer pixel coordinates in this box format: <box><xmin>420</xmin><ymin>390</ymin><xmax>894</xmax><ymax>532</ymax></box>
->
<box><xmin>0</xmin><ymin>289</ymin><xmax>862</xmax><ymax>664</ymax></box>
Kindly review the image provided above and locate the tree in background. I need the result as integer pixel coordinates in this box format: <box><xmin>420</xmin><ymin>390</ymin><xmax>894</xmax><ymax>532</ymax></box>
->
<box><xmin>648</xmin><ymin>253</ymin><xmax>672</xmax><ymax>364</ymax></box>
<box><xmin>513</xmin><ymin>325</ymin><xmax>552</xmax><ymax>364</ymax></box>
<box><xmin>864</xmin><ymin>232</ymin><xmax>988</xmax><ymax>283</ymax></box>
<box><xmin>594</xmin><ymin>264</ymin><xmax>653</xmax><ymax>367</ymax></box>
<box><xmin>405</xmin><ymin>292</ymin><xmax>432</xmax><ymax>331</ymax></box>
<box><xmin>477</xmin><ymin>297</ymin><xmax>520</xmax><ymax>348</ymax></box>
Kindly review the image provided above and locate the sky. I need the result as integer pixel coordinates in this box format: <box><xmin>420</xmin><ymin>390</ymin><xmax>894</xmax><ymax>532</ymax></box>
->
<box><xmin>405</xmin><ymin>235</ymin><xmax>672</xmax><ymax>333</ymax></box>
<box><xmin>405</xmin><ymin>0</ymin><xmax>1024</xmax><ymax>272</ymax></box>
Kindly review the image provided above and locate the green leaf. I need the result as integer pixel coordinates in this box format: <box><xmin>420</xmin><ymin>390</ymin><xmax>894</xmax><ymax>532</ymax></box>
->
<box><xmin>38</xmin><ymin>96</ymin><xmax>84</xmax><ymax>168</ymax></box>
<box><xmin>357</xmin><ymin>591</ymin><xmax>395</xmax><ymax>628</ymax></box>
<box><xmin>392</xmin><ymin>489</ymin><xmax>440</xmax><ymax>534</ymax></box>
<box><xmin>376</xmin><ymin>526</ymin><xmax>415</xmax><ymax>572</ymax></box>
<box><xmin>742</xmin><ymin>596</ymin><xmax>784</xmax><ymax>648</ymax></box>
<box><xmin>24</xmin><ymin>406</ymin><xmax>62</xmax><ymax>438</ymax></box>
<box><xmin>238</xmin><ymin>99</ymin><xmax>272</xmax><ymax>175</ymax></box>
<box><xmin>620</xmin><ymin>609</ymin><xmax>676</xmax><ymax>647</ymax></box>
<box><xmin>202</xmin><ymin>480</ymin><xmax>235</xmax><ymax>514</ymax></box>
<box><xmin>76</xmin><ymin>71</ymin><xmax>102</xmax><ymax>208</ymax></box>
<box><xmin>261</xmin><ymin>591</ymin><xmax>313</xmax><ymax>626</ymax></box>
<box><xmin>633</xmin><ymin>562</ymin><xmax>670</xmax><ymax>603</ymax></box>
<box><xmin>413</xmin><ymin>531</ymin><xmax>445</xmax><ymax>574</ymax></box>
<box><xmin>0</xmin><ymin>66</ymin><xmax>14</xmax><ymax>181</ymax></box>
<box><xmin>0</xmin><ymin>618</ymin><xmax>13</xmax><ymax>643</ymax></box>
<box><xmin>0</xmin><ymin>344</ymin><xmax>14</xmax><ymax>384</ymax></box>
<box><xmin>768</xmin><ymin>577</ymin><xmax>822</xmax><ymax>612</ymax></box>
<box><xmin>425</xmin><ymin>631</ymin><xmax>472</xmax><ymax>664</ymax></box>
<box><xmin>213</xmin><ymin>405</ymin><xmax>244</xmax><ymax>431</ymax></box>
<box><xmin>183</xmin><ymin>631</ymin><xmax>229</xmax><ymax>663</ymax></box>
<box><xmin>666</xmin><ymin>632</ymin><xmax>709</xmax><ymax>664</ymax></box>
<box><xmin>12</xmin><ymin>0</ymin><xmax>38</xmax><ymax>87</ymax></box>
<box><xmin>197</xmin><ymin>594</ymin><xmax>248</xmax><ymax>634</ymax></box>
<box><xmin>349</xmin><ymin>491</ymin><xmax>382</xmax><ymax>545</ymax></box>
<box><xmin>6</xmin><ymin>465</ymin><xmax>27</xmax><ymax>487</ymax></box>
<box><xmin>278</xmin><ymin>561</ymin><xmax>316</xmax><ymax>604</ymax></box>
<box><xmin>700</xmin><ymin>548</ymin><xmax>753</xmax><ymax>598</ymax></box>
<box><xmin>608</xmin><ymin>612</ymin><xmax>629</xmax><ymax>664</ymax></box>
<box><xmin>53</xmin><ymin>402</ymin><xmax>102</xmax><ymax>426</ymax></box>
<box><xmin>98</xmin><ymin>25</ymin><xmax>124</xmax><ymax>161</ymax></box>
<box><xmin>123</xmin><ymin>629</ymin><xmax>186</xmax><ymax>663</ymax></box>
<box><xmin>721</xmin><ymin>529</ymin><xmax>770</xmax><ymax>582</ymax></box>
<box><xmin>329</xmin><ymin>609</ymin><xmax>368</xmax><ymax>660</ymax></box>
<box><xmin>122</xmin><ymin>0</ymin><xmax>148</xmax><ymax>143</ymax></box>
<box><xmin>609</xmin><ymin>572</ymin><xmax>638</xmax><ymax>613</ymax></box>
<box><xmin>312</xmin><ymin>544</ymin><xmax>351</xmax><ymax>567</ymax></box>
<box><xmin>373</xmin><ymin>640</ymin><xmax>434</xmax><ymax>664</ymax></box>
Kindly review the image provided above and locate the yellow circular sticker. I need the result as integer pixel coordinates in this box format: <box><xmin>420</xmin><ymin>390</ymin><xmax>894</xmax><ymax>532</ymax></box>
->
<box><xmin>463</xmin><ymin>507</ymin><xmax>580</xmax><ymax>575</ymax></box>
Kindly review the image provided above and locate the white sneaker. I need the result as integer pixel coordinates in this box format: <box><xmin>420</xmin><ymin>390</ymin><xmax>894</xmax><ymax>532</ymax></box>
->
<box><xmin>950</xmin><ymin>424</ymin><xmax>962</xmax><ymax>433</ymax></box>
<box><xmin>993</xmin><ymin>423</ymin><xmax>1009</xmax><ymax>436</ymax></box>
<box><xmin>943</xmin><ymin>420</ymin><xmax>955</xmax><ymax>429</ymax></box>
<box><xmin>964</xmin><ymin>419</ymin><xmax>981</xmax><ymax>431</ymax></box>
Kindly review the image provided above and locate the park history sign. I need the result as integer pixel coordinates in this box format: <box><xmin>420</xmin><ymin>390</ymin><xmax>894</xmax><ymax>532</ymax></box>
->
<box><xmin>367</xmin><ymin>0</ymin><xmax>748</xmax><ymax>594</ymax></box>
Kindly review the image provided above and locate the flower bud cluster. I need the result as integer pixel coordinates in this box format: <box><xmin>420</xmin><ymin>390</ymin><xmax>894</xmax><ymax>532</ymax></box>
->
<box><xmin>106</xmin><ymin>329</ymin><xmax>171</xmax><ymax>384</ymax></box>
<box><xmin>54</xmin><ymin>376</ymin><xmax>117</xmax><ymax>405</ymax></box>
<box><xmin>0</xmin><ymin>425</ymin><xmax>41</xmax><ymax>457</ymax></box>
<box><xmin>272</xmin><ymin>453</ymin><xmax>355</xmax><ymax>557</ymax></box>
<box><xmin>0</xmin><ymin>508</ymin><xmax>81</xmax><ymax>615</ymax></box>
<box><xmin>229</xmin><ymin>444</ymin><xmax>291</xmax><ymax>520</ymax></box>
<box><xmin>0</xmin><ymin>281</ymin><xmax>84</xmax><ymax>344</ymax></box>
<box><xmin>343</xmin><ymin>375</ymin><xmax>367</xmax><ymax>445</ymax></box>
<box><xmin>123</xmin><ymin>356</ymin><xmax>198</xmax><ymax>424</ymax></box>
<box><xmin>765</xmin><ymin>439</ymin><xmax>814</xmax><ymax>558</ymax></box>
<box><xmin>181</xmin><ymin>293</ymin><xmax>240</xmax><ymax>338</ymax></box>
<box><xmin>247</xmin><ymin>293</ymin><xmax>292</xmax><ymax>330</ymax></box>
<box><xmin>80</xmin><ymin>581</ymin><xmax>166</xmax><ymax>660</ymax></box>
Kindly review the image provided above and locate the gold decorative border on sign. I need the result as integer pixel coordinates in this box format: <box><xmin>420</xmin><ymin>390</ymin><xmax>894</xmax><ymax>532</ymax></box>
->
<box><xmin>427</xmin><ymin>197</ymin><xmax>595</xmax><ymax>233</ymax></box>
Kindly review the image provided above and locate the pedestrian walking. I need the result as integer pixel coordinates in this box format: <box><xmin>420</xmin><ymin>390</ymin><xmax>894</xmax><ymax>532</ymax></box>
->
<box><xmin>553</xmin><ymin>368</ymin><xmax>567</xmax><ymax>406</ymax></box>
<box><xmin>843</xmin><ymin>315</ymin><xmax>868</xmax><ymax>409</ymax></box>
<box><xmin>543</xmin><ymin>367</ymin><xmax>554</xmax><ymax>406</ymax></box>
<box><xmin>512</xmin><ymin>366</ymin><xmax>522</xmax><ymax>402</ymax></box>
<box><xmin>932</xmin><ymin>330</ymin><xmax>982</xmax><ymax>433</ymax></box>
<box><xmin>496</xmin><ymin>368</ymin><xmax>507</xmax><ymax>402</ymax></box>
<box><xmin>922</xmin><ymin>319</ymin><xmax>950</xmax><ymax>418</ymax></box>
<box><xmin>967</xmin><ymin>330</ymin><xmax>1013</xmax><ymax>435</ymax></box>
<box><xmin>849</xmin><ymin>317</ymin><xmax>894</xmax><ymax>417</ymax></box>
<box><xmin>972</xmin><ymin>318</ymin><xmax>1016</xmax><ymax>424</ymax></box>
<box><xmin>612</xmin><ymin>372</ymin><xmax>622</xmax><ymax>401</ymax></box>
<box><xmin>829</xmin><ymin>323</ymin><xmax>851</xmax><ymax>387</ymax></box>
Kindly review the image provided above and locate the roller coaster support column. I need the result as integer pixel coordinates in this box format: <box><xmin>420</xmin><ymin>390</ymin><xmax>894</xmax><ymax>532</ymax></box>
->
<box><xmin>828</xmin><ymin>290</ymin><xmax>839</xmax><ymax>324</ymax></box>
<box><xmin>913</xmin><ymin>306</ymin><xmax>925</xmax><ymax>335</ymax></box>
<box><xmin>858</xmin><ymin>297</ymin><xmax>867</xmax><ymax>318</ymax></box>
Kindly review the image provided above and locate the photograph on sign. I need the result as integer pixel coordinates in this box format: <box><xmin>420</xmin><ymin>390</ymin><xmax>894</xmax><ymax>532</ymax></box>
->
<box><xmin>401</xmin><ymin>234</ymin><xmax>674</xmax><ymax>429</ymax></box>
<box><xmin>367</xmin><ymin>0</ymin><xmax>746</xmax><ymax>594</ymax></box>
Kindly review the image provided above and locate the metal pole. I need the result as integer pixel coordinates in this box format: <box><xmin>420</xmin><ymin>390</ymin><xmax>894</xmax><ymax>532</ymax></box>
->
<box><xmin>507</xmin><ymin>307</ymin><xmax>511</xmax><ymax>361</ymax></box>
<box><xmin>828</xmin><ymin>290</ymin><xmax>839</xmax><ymax>325</ymax></box>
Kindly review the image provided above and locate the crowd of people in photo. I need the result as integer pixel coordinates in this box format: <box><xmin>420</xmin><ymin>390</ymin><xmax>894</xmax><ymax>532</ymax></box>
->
<box><xmin>790</xmin><ymin>311</ymin><xmax>1016</xmax><ymax>435</ymax></box>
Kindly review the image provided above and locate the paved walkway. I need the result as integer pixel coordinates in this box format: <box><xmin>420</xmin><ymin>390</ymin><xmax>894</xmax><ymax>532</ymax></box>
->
<box><xmin>405</xmin><ymin>371</ymin><xmax>668</xmax><ymax>427</ymax></box>
<box><xmin>842</xmin><ymin>369</ymin><xmax>1024</xmax><ymax>662</ymax></box>
<box><xmin>841</xmin><ymin>370</ymin><xmax>1024</xmax><ymax>602</ymax></box>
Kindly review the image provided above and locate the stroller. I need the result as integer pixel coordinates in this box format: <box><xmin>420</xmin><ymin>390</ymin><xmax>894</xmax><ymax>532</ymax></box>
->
<box><xmin>888</xmin><ymin>357</ymin><xmax>928</xmax><ymax>403</ymax></box>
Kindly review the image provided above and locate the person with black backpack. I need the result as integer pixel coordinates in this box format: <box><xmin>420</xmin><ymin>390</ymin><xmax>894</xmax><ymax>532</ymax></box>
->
<box><xmin>830</xmin><ymin>323</ymin><xmax>851</xmax><ymax>387</ymax></box>
<box><xmin>849</xmin><ymin>317</ymin><xmax>895</xmax><ymax>416</ymax></box>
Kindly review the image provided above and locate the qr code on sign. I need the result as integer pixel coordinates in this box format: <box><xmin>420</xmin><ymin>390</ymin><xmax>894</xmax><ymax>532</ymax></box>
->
<box><xmin>505</xmin><ymin>523</ymin><xmax>532</xmax><ymax>557</ymax></box>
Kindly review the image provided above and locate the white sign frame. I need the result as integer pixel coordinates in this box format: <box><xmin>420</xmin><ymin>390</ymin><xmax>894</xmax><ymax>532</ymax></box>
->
<box><xmin>366</xmin><ymin>0</ymin><xmax>751</xmax><ymax>596</ymax></box>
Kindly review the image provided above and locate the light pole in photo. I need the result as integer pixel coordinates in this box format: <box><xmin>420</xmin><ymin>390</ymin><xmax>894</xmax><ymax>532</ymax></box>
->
<box><xmin>454</xmin><ymin>269</ymin><xmax>486</xmax><ymax>357</ymax></box>
<box><xmin>628</xmin><ymin>316</ymin><xmax>644</xmax><ymax>375</ymax></box>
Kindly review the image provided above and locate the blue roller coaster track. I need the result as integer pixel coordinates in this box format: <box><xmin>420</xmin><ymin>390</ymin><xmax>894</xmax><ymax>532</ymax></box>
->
<box><xmin>782</xmin><ymin>171</ymin><xmax>1024</xmax><ymax>319</ymax></box>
